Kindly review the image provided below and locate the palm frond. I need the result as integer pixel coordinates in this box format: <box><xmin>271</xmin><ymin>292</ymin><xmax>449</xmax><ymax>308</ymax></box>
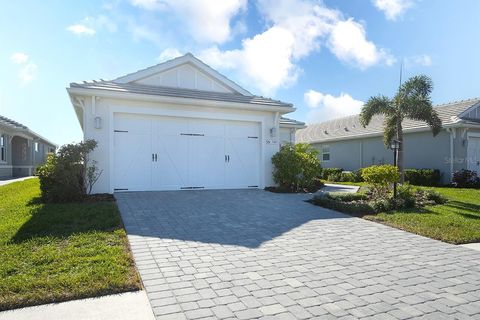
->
<box><xmin>383</xmin><ymin>114</ymin><xmax>398</xmax><ymax>147</ymax></box>
<box><xmin>397</xmin><ymin>74</ymin><xmax>433</xmax><ymax>100</ymax></box>
<box><xmin>360</xmin><ymin>95</ymin><xmax>392</xmax><ymax>127</ymax></box>
<box><xmin>402</xmin><ymin>97</ymin><xmax>442</xmax><ymax>136</ymax></box>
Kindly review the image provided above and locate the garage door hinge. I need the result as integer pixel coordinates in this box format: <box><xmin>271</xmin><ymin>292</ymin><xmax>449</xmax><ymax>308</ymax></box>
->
<box><xmin>180</xmin><ymin>133</ymin><xmax>205</xmax><ymax>136</ymax></box>
<box><xmin>180</xmin><ymin>186</ymin><xmax>205</xmax><ymax>190</ymax></box>
<box><xmin>114</xmin><ymin>188</ymin><xmax>129</xmax><ymax>191</ymax></box>
<box><xmin>114</xmin><ymin>130</ymin><xmax>128</xmax><ymax>133</ymax></box>
<box><xmin>248</xmin><ymin>136</ymin><xmax>258</xmax><ymax>139</ymax></box>
<box><xmin>248</xmin><ymin>185</ymin><xmax>259</xmax><ymax>188</ymax></box>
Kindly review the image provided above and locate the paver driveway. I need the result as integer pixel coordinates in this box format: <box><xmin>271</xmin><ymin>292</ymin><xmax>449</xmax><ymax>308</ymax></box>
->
<box><xmin>116</xmin><ymin>190</ymin><xmax>480</xmax><ymax>320</ymax></box>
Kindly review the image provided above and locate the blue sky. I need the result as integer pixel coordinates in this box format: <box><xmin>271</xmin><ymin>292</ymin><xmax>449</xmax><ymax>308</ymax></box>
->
<box><xmin>1</xmin><ymin>0</ymin><xmax>479</xmax><ymax>146</ymax></box>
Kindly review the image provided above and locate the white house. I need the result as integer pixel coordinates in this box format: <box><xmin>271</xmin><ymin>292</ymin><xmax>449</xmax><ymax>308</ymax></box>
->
<box><xmin>67</xmin><ymin>53</ymin><xmax>304</xmax><ymax>193</ymax></box>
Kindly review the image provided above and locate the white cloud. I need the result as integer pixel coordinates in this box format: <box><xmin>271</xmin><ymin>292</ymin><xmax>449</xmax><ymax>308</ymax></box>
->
<box><xmin>405</xmin><ymin>54</ymin><xmax>432</xmax><ymax>68</ymax></box>
<box><xmin>304</xmin><ymin>90</ymin><xmax>364</xmax><ymax>123</ymax></box>
<box><xmin>200</xmin><ymin>26</ymin><xmax>299</xmax><ymax>95</ymax></box>
<box><xmin>372</xmin><ymin>0</ymin><xmax>414</xmax><ymax>20</ymax></box>
<box><xmin>328</xmin><ymin>19</ymin><xmax>395</xmax><ymax>69</ymax></box>
<box><xmin>67</xmin><ymin>24</ymin><xmax>96</xmax><ymax>36</ymax></box>
<box><xmin>129</xmin><ymin>0</ymin><xmax>247</xmax><ymax>44</ymax></box>
<box><xmin>10</xmin><ymin>52</ymin><xmax>29</xmax><ymax>64</ymax></box>
<box><xmin>10</xmin><ymin>53</ymin><xmax>37</xmax><ymax>85</ymax></box>
<box><xmin>200</xmin><ymin>0</ymin><xmax>393</xmax><ymax>94</ymax></box>
<box><xmin>158</xmin><ymin>48</ymin><xmax>182</xmax><ymax>62</ymax></box>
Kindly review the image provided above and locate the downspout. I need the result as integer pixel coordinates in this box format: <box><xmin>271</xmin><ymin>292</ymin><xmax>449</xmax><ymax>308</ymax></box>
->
<box><xmin>447</xmin><ymin>128</ymin><xmax>455</xmax><ymax>182</ymax></box>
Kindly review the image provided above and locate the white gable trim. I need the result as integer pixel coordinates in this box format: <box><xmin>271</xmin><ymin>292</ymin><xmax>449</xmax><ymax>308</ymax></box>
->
<box><xmin>113</xmin><ymin>53</ymin><xmax>252</xmax><ymax>96</ymax></box>
<box><xmin>459</xmin><ymin>101</ymin><xmax>480</xmax><ymax>120</ymax></box>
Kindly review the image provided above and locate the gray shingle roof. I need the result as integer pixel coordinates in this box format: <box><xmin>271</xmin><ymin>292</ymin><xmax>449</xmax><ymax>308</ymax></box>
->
<box><xmin>296</xmin><ymin>98</ymin><xmax>480</xmax><ymax>144</ymax></box>
<box><xmin>70</xmin><ymin>81</ymin><xmax>293</xmax><ymax>108</ymax></box>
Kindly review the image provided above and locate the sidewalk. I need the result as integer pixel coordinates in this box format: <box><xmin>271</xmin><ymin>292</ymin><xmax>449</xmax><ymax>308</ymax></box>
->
<box><xmin>0</xmin><ymin>291</ymin><xmax>154</xmax><ymax>320</ymax></box>
<box><xmin>0</xmin><ymin>176</ymin><xmax>35</xmax><ymax>186</ymax></box>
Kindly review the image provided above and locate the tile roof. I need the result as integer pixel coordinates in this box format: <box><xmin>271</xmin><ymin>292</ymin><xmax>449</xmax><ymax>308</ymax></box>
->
<box><xmin>0</xmin><ymin>115</ymin><xmax>56</xmax><ymax>146</ymax></box>
<box><xmin>280</xmin><ymin>117</ymin><xmax>306</xmax><ymax>127</ymax></box>
<box><xmin>70</xmin><ymin>80</ymin><xmax>293</xmax><ymax>108</ymax></box>
<box><xmin>296</xmin><ymin>98</ymin><xmax>480</xmax><ymax>144</ymax></box>
<box><xmin>0</xmin><ymin>115</ymin><xmax>28</xmax><ymax>130</ymax></box>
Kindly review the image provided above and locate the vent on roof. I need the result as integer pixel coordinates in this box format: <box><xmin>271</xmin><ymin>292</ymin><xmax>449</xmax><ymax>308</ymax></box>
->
<box><xmin>344</xmin><ymin>127</ymin><xmax>349</xmax><ymax>132</ymax></box>
<box><xmin>324</xmin><ymin>130</ymin><xmax>328</xmax><ymax>134</ymax></box>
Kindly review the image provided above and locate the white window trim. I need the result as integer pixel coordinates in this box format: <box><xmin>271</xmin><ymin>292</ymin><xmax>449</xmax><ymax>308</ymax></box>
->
<box><xmin>321</xmin><ymin>144</ymin><xmax>330</xmax><ymax>162</ymax></box>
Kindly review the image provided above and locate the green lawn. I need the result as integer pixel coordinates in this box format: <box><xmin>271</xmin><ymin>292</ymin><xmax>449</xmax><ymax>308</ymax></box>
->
<box><xmin>363</xmin><ymin>187</ymin><xmax>480</xmax><ymax>244</ymax></box>
<box><xmin>0</xmin><ymin>178</ymin><xmax>140</xmax><ymax>311</ymax></box>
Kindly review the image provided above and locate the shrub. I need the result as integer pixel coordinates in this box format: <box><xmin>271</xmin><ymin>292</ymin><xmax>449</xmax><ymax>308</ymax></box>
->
<box><xmin>328</xmin><ymin>192</ymin><xmax>368</xmax><ymax>202</ymax></box>
<box><xmin>396</xmin><ymin>184</ymin><xmax>416</xmax><ymax>208</ymax></box>
<box><xmin>272</xmin><ymin>143</ymin><xmax>321</xmax><ymax>192</ymax></box>
<box><xmin>361</xmin><ymin>165</ymin><xmax>400</xmax><ymax>198</ymax></box>
<box><xmin>405</xmin><ymin>169</ymin><xmax>442</xmax><ymax>186</ymax></box>
<box><xmin>37</xmin><ymin>140</ymin><xmax>101</xmax><ymax>203</ymax></box>
<box><xmin>320</xmin><ymin>168</ymin><xmax>342</xmax><ymax>180</ymax></box>
<box><xmin>452</xmin><ymin>169</ymin><xmax>480</xmax><ymax>188</ymax></box>
<box><xmin>311</xmin><ymin>194</ymin><xmax>375</xmax><ymax>215</ymax></box>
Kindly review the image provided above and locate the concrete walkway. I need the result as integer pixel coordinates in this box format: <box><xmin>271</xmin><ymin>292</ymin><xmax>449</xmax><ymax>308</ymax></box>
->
<box><xmin>318</xmin><ymin>183</ymin><xmax>360</xmax><ymax>194</ymax></box>
<box><xmin>116</xmin><ymin>190</ymin><xmax>480</xmax><ymax>320</ymax></box>
<box><xmin>0</xmin><ymin>291</ymin><xmax>154</xmax><ymax>320</ymax></box>
<box><xmin>0</xmin><ymin>176</ymin><xmax>35</xmax><ymax>186</ymax></box>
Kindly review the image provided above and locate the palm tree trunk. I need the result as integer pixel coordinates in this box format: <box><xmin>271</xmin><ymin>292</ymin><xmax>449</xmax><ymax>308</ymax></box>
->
<box><xmin>397</xmin><ymin>122</ymin><xmax>405</xmax><ymax>183</ymax></box>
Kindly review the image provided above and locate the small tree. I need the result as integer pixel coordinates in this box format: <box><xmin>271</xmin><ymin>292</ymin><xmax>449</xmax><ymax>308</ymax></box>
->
<box><xmin>37</xmin><ymin>139</ymin><xmax>102</xmax><ymax>202</ymax></box>
<box><xmin>360</xmin><ymin>75</ymin><xmax>442</xmax><ymax>182</ymax></box>
<box><xmin>361</xmin><ymin>165</ymin><xmax>400</xmax><ymax>199</ymax></box>
<box><xmin>271</xmin><ymin>143</ymin><xmax>321</xmax><ymax>192</ymax></box>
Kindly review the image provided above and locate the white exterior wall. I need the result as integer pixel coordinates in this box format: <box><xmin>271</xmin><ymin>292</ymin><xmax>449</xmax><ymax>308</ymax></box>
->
<box><xmin>279</xmin><ymin>127</ymin><xmax>295</xmax><ymax>145</ymax></box>
<box><xmin>82</xmin><ymin>96</ymin><xmax>281</xmax><ymax>193</ymax></box>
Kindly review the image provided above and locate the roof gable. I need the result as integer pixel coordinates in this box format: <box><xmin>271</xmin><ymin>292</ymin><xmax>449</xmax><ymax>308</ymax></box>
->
<box><xmin>113</xmin><ymin>53</ymin><xmax>252</xmax><ymax>96</ymax></box>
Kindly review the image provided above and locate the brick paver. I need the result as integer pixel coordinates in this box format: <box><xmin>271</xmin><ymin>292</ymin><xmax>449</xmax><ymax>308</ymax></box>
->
<box><xmin>115</xmin><ymin>190</ymin><xmax>480</xmax><ymax>319</ymax></box>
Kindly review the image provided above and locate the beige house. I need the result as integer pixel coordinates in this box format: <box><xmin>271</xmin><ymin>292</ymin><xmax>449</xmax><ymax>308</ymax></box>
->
<box><xmin>0</xmin><ymin>115</ymin><xmax>56</xmax><ymax>178</ymax></box>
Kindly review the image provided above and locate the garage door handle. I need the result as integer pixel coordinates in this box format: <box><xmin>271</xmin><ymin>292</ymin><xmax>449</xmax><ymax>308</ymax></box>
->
<box><xmin>152</xmin><ymin>153</ymin><xmax>155</xmax><ymax>162</ymax></box>
<box><xmin>227</xmin><ymin>155</ymin><xmax>230</xmax><ymax>162</ymax></box>
<box><xmin>155</xmin><ymin>153</ymin><xmax>158</xmax><ymax>162</ymax></box>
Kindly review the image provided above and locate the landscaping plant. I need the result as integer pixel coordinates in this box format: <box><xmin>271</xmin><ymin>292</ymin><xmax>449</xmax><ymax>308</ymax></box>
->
<box><xmin>37</xmin><ymin>139</ymin><xmax>102</xmax><ymax>202</ymax></box>
<box><xmin>452</xmin><ymin>169</ymin><xmax>480</xmax><ymax>188</ymax></box>
<box><xmin>271</xmin><ymin>143</ymin><xmax>321</xmax><ymax>192</ymax></box>
<box><xmin>360</xmin><ymin>75</ymin><xmax>442</xmax><ymax>182</ymax></box>
<box><xmin>361</xmin><ymin>164</ymin><xmax>400</xmax><ymax>199</ymax></box>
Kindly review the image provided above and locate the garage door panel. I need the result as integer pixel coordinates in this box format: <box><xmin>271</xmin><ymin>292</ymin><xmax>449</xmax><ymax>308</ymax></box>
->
<box><xmin>189</xmin><ymin>136</ymin><xmax>225</xmax><ymax>188</ymax></box>
<box><xmin>114</xmin><ymin>131</ymin><xmax>152</xmax><ymax>191</ymax></box>
<box><xmin>152</xmin><ymin>135</ymin><xmax>189</xmax><ymax>189</ymax></box>
<box><xmin>226</xmin><ymin>137</ymin><xmax>260</xmax><ymax>188</ymax></box>
<box><xmin>114</xmin><ymin>114</ymin><xmax>261</xmax><ymax>191</ymax></box>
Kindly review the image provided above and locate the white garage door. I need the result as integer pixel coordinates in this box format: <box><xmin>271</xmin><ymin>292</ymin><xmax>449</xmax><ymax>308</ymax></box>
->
<box><xmin>113</xmin><ymin>114</ymin><xmax>261</xmax><ymax>191</ymax></box>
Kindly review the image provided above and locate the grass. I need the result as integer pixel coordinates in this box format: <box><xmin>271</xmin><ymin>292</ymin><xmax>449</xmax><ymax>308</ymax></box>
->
<box><xmin>0</xmin><ymin>178</ymin><xmax>140</xmax><ymax>311</ymax></box>
<box><xmin>363</xmin><ymin>187</ymin><xmax>480</xmax><ymax>244</ymax></box>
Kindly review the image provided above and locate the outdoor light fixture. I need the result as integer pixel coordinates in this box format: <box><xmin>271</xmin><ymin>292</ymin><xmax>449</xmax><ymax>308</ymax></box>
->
<box><xmin>94</xmin><ymin>116</ymin><xmax>102</xmax><ymax>129</ymax></box>
<box><xmin>390</xmin><ymin>139</ymin><xmax>401</xmax><ymax>198</ymax></box>
<box><xmin>270</xmin><ymin>127</ymin><xmax>277</xmax><ymax>138</ymax></box>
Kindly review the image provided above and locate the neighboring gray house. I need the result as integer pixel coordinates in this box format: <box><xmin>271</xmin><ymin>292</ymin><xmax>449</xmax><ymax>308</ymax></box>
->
<box><xmin>0</xmin><ymin>116</ymin><xmax>56</xmax><ymax>178</ymax></box>
<box><xmin>296</xmin><ymin>99</ymin><xmax>480</xmax><ymax>183</ymax></box>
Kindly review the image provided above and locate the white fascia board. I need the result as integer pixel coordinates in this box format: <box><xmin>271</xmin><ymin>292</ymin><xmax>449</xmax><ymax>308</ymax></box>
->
<box><xmin>67</xmin><ymin>87</ymin><xmax>295</xmax><ymax>114</ymax></box>
<box><xmin>280</xmin><ymin>123</ymin><xmax>307</xmax><ymax>129</ymax></box>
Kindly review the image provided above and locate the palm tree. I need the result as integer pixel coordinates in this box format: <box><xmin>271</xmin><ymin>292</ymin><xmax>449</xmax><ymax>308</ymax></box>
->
<box><xmin>360</xmin><ymin>75</ymin><xmax>442</xmax><ymax>182</ymax></box>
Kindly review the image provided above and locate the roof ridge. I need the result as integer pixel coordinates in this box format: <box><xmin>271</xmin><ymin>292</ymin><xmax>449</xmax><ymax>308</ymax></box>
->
<box><xmin>434</xmin><ymin>97</ymin><xmax>480</xmax><ymax>108</ymax></box>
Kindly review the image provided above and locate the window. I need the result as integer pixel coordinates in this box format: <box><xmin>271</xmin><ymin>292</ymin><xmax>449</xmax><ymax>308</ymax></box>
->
<box><xmin>322</xmin><ymin>145</ymin><xmax>330</xmax><ymax>162</ymax></box>
<box><xmin>0</xmin><ymin>135</ymin><xmax>5</xmax><ymax>162</ymax></box>
<box><xmin>34</xmin><ymin>142</ymin><xmax>39</xmax><ymax>152</ymax></box>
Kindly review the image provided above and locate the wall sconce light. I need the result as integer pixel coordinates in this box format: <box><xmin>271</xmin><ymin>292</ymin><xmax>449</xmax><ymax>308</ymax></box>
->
<box><xmin>94</xmin><ymin>116</ymin><xmax>102</xmax><ymax>129</ymax></box>
<box><xmin>270</xmin><ymin>127</ymin><xmax>276</xmax><ymax>138</ymax></box>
